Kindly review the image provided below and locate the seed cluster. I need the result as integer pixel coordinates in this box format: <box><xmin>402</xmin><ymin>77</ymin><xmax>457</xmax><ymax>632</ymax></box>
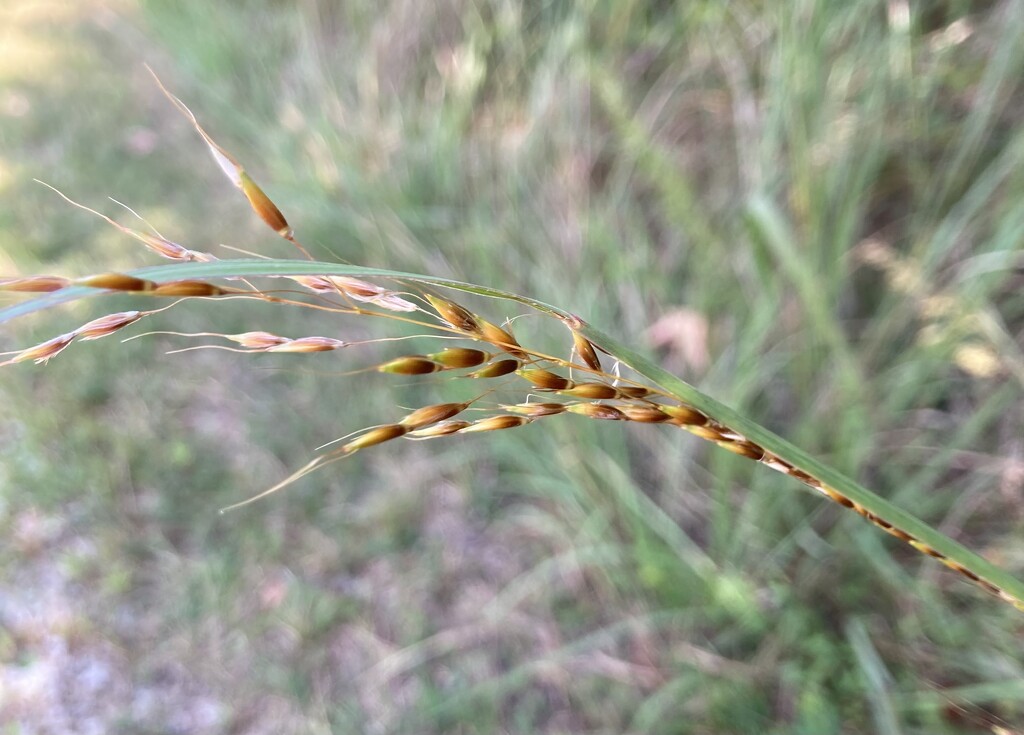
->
<box><xmin>3</xmin><ymin>70</ymin><xmax>1021</xmax><ymax>614</ymax></box>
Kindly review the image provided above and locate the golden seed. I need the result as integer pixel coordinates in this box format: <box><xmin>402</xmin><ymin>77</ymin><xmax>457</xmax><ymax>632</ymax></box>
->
<box><xmin>619</xmin><ymin>405</ymin><xmax>671</xmax><ymax>423</ymax></box>
<box><xmin>566</xmin><ymin>403</ymin><xmax>626</xmax><ymax>420</ymax></box>
<box><xmin>8</xmin><ymin>332</ymin><xmax>76</xmax><ymax>365</ymax></box>
<box><xmin>517</xmin><ymin>368</ymin><xmax>573</xmax><ymax>391</ymax></box>
<box><xmin>399</xmin><ymin>402</ymin><xmax>470</xmax><ymax>430</ymax></box>
<box><xmin>572</xmin><ymin>331</ymin><xmax>602</xmax><ymax>370</ymax></box>
<box><xmin>617</xmin><ymin>386</ymin><xmax>653</xmax><ymax>399</ymax></box>
<box><xmin>151</xmin><ymin>281</ymin><xmax>225</xmax><ymax>297</ymax></box>
<box><xmin>459</xmin><ymin>415</ymin><xmax>532</xmax><ymax>433</ymax></box>
<box><xmin>76</xmin><ymin>273</ymin><xmax>155</xmax><ymax>291</ymax></box>
<box><xmin>228</xmin><ymin>332</ymin><xmax>290</xmax><ymax>349</ymax></box>
<box><xmin>718</xmin><ymin>440</ymin><xmax>765</xmax><ymax>461</ymax></box>
<box><xmin>343</xmin><ymin>424</ymin><xmax>407</xmax><ymax>453</ymax></box>
<box><xmin>407</xmin><ymin>420</ymin><xmax>472</xmax><ymax>437</ymax></box>
<box><xmin>426</xmin><ymin>294</ymin><xmax>481</xmax><ymax>334</ymax></box>
<box><xmin>662</xmin><ymin>405</ymin><xmax>708</xmax><ymax>426</ymax></box>
<box><xmin>240</xmin><ymin>171</ymin><xmax>293</xmax><ymax>239</ymax></box>
<box><xmin>378</xmin><ymin>356</ymin><xmax>444</xmax><ymax>375</ymax></box>
<box><xmin>501</xmin><ymin>402</ymin><xmax>567</xmax><ymax>417</ymax></box>
<box><xmin>479</xmin><ymin>319</ymin><xmax>527</xmax><ymax>358</ymax></box>
<box><xmin>0</xmin><ymin>275</ymin><xmax>70</xmax><ymax>293</ymax></box>
<box><xmin>684</xmin><ymin>424</ymin><xmax>727</xmax><ymax>440</ymax></box>
<box><xmin>560</xmin><ymin>382</ymin><xmax>619</xmax><ymax>400</ymax></box>
<box><xmin>427</xmin><ymin>347</ymin><xmax>489</xmax><ymax>369</ymax></box>
<box><xmin>467</xmin><ymin>359</ymin><xmax>520</xmax><ymax>378</ymax></box>
<box><xmin>268</xmin><ymin>336</ymin><xmax>346</xmax><ymax>352</ymax></box>
<box><xmin>75</xmin><ymin>311</ymin><xmax>143</xmax><ymax>340</ymax></box>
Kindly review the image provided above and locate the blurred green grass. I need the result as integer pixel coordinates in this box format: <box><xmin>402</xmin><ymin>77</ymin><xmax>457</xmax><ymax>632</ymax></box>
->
<box><xmin>2</xmin><ymin>0</ymin><xmax>1024</xmax><ymax>732</ymax></box>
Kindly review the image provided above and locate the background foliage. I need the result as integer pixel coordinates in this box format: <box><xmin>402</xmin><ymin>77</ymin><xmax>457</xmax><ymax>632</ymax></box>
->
<box><xmin>2</xmin><ymin>0</ymin><xmax>1023</xmax><ymax>732</ymax></box>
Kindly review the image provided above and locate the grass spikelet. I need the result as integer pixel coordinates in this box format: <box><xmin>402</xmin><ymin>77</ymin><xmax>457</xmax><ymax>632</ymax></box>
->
<box><xmin>662</xmin><ymin>404</ymin><xmax>708</xmax><ymax>426</ymax></box>
<box><xmin>426</xmin><ymin>294</ymin><xmax>481</xmax><ymax>334</ymax></box>
<box><xmin>717</xmin><ymin>439</ymin><xmax>766</xmax><ymax>461</ymax></box>
<box><xmin>467</xmin><ymin>359</ymin><xmax>520</xmax><ymax>378</ymax></box>
<box><xmin>619</xmin><ymin>405</ymin><xmax>672</xmax><ymax>423</ymax></box>
<box><xmin>342</xmin><ymin>424</ymin><xmax>408</xmax><ymax>453</ymax></box>
<box><xmin>427</xmin><ymin>347</ymin><xmax>489</xmax><ymax>368</ymax></box>
<box><xmin>559</xmin><ymin>382</ymin><xmax>619</xmax><ymax>400</ymax></box>
<box><xmin>479</xmin><ymin>319</ymin><xmax>527</xmax><ymax>358</ymax></box>
<box><xmin>0</xmin><ymin>276</ymin><xmax>70</xmax><ymax>293</ymax></box>
<box><xmin>571</xmin><ymin>330</ymin><xmax>601</xmax><ymax>370</ymax></box>
<box><xmin>267</xmin><ymin>336</ymin><xmax>346</xmax><ymax>353</ymax></box>
<box><xmin>517</xmin><ymin>368</ymin><xmax>573</xmax><ymax>391</ymax></box>
<box><xmin>399</xmin><ymin>401</ymin><xmax>473</xmax><ymax>430</ymax></box>
<box><xmin>150</xmin><ymin>281</ymin><xmax>226</xmax><ymax>297</ymax></box>
<box><xmin>565</xmin><ymin>402</ymin><xmax>626</xmax><ymax>420</ymax></box>
<box><xmin>378</xmin><ymin>356</ymin><xmax>444</xmax><ymax>375</ymax></box>
<box><xmin>617</xmin><ymin>386</ymin><xmax>653</xmax><ymax>399</ymax></box>
<box><xmin>2</xmin><ymin>332</ymin><xmax>75</xmax><ymax>366</ymax></box>
<box><xmin>407</xmin><ymin>420</ymin><xmax>472</xmax><ymax>438</ymax></box>
<box><xmin>459</xmin><ymin>415</ymin><xmax>532</xmax><ymax>433</ymax></box>
<box><xmin>76</xmin><ymin>273</ymin><xmax>156</xmax><ymax>291</ymax></box>
<box><xmin>227</xmin><ymin>332</ymin><xmax>290</xmax><ymax>349</ymax></box>
<box><xmin>75</xmin><ymin>311</ymin><xmax>143</xmax><ymax>340</ymax></box>
<box><xmin>327</xmin><ymin>276</ymin><xmax>418</xmax><ymax>313</ymax></box>
<box><xmin>501</xmin><ymin>402</ymin><xmax>567</xmax><ymax>417</ymax></box>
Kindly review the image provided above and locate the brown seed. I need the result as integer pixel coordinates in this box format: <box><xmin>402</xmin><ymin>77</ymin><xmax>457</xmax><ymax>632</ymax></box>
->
<box><xmin>268</xmin><ymin>336</ymin><xmax>346</xmax><ymax>352</ymax></box>
<box><xmin>0</xmin><ymin>275</ymin><xmax>70</xmax><ymax>293</ymax></box>
<box><xmin>228</xmin><ymin>332</ymin><xmax>290</xmax><ymax>349</ymax></box>
<box><xmin>407</xmin><ymin>420</ymin><xmax>472</xmax><ymax>438</ymax></box>
<box><xmin>399</xmin><ymin>402</ymin><xmax>470</xmax><ymax>430</ymax></box>
<box><xmin>501</xmin><ymin>402</ymin><xmax>567</xmax><ymax>417</ymax></box>
<box><xmin>459</xmin><ymin>415</ymin><xmax>532</xmax><ymax>433</ymax></box>
<box><xmin>427</xmin><ymin>347</ymin><xmax>489</xmax><ymax>369</ymax></box>
<box><xmin>662</xmin><ymin>405</ymin><xmax>708</xmax><ymax>426</ymax></box>
<box><xmin>617</xmin><ymin>386</ymin><xmax>653</xmax><ymax>399</ymax></box>
<box><xmin>572</xmin><ymin>331</ymin><xmax>601</xmax><ymax>370</ymax></box>
<box><xmin>467</xmin><ymin>359</ymin><xmax>520</xmax><ymax>378</ymax></box>
<box><xmin>566</xmin><ymin>403</ymin><xmax>626</xmax><ymax>420</ymax></box>
<box><xmin>342</xmin><ymin>424</ymin><xmax>407</xmax><ymax>453</ymax></box>
<box><xmin>76</xmin><ymin>273</ymin><xmax>155</xmax><ymax>291</ymax></box>
<box><xmin>378</xmin><ymin>356</ymin><xmax>444</xmax><ymax>375</ymax></box>
<box><xmin>684</xmin><ymin>424</ymin><xmax>727</xmax><ymax>441</ymax></box>
<box><xmin>717</xmin><ymin>440</ymin><xmax>765</xmax><ymax>461</ymax></box>
<box><xmin>426</xmin><ymin>295</ymin><xmax>481</xmax><ymax>334</ymax></box>
<box><xmin>518</xmin><ymin>368</ymin><xmax>573</xmax><ymax>391</ymax></box>
<box><xmin>75</xmin><ymin>311</ymin><xmax>143</xmax><ymax>340</ymax></box>
<box><xmin>6</xmin><ymin>332</ymin><xmax>76</xmax><ymax>365</ymax></box>
<box><xmin>619</xmin><ymin>405</ymin><xmax>672</xmax><ymax>423</ymax></box>
<box><xmin>479</xmin><ymin>319</ymin><xmax>527</xmax><ymax>358</ymax></box>
<box><xmin>151</xmin><ymin>281</ymin><xmax>225</xmax><ymax>297</ymax></box>
<box><xmin>240</xmin><ymin>171</ymin><xmax>293</xmax><ymax>239</ymax></box>
<box><xmin>560</xmin><ymin>382</ymin><xmax>619</xmax><ymax>400</ymax></box>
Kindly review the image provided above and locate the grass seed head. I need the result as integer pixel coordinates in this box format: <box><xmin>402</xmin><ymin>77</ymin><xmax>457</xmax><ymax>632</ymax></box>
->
<box><xmin>343</xmin><ymin>424</ymin><xmax>407</xmax><ymax>453</ymax></box>
<box><xmin>329</xmin><ymin>276</ymin><xmax>417</xmax><ymax>312</ymax></box>
<box><xmin>518</xmin><ymin>368</ymin><xmax>573</xmax><ymax>391</ymax></box>
<box><xmin>378</xmin><ymin>356</ymin><xmax>444</xmax><ymax>375</ymax></box>
<box><xmin>459</xmin><ymin>415</ymin><xmax>532</xmax><ymax>433</ymax></box>
<box><xmin>427</xmin><ymin>347</ymin><xmax>489</xmax><ymax>368</ymax></box>
<box><xmin>426</xmin><ymin>294</ymin><xmax>481</xmax><ymax>334</ymax></box>
<box><xmin>718</xmin><ymin>440</ymin><xmax>766</xmax><ymax>461</ymax></box>
<box><xmin>467</xmin><ymin>359</ymin><xmax>520</xmax><ymax>378</ymax></box>
<box><xmin>228</xmin><ymin>332</ymin><xmax>290</xmax><ymax>349</ymax></box>
<box><xmin>239</xmin><ymin>171</ymin><xmax>293</xmax><ymax>239</ymax></box>
<box><xmin>616</xmin><ymin>386</ymin><xmax>653</xmax><ymax>399</ymax></box>
<box><xmin>566</xmin><ymin>402</ymin><xmax>626</xmax><ymax>420</ymax></box>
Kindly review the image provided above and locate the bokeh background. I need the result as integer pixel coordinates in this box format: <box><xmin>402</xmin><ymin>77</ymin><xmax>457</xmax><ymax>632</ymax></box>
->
<box><xmin>2</xmin><ymin>0</ymin><xmax>1024</xmax><ymax>732</ymax></box>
